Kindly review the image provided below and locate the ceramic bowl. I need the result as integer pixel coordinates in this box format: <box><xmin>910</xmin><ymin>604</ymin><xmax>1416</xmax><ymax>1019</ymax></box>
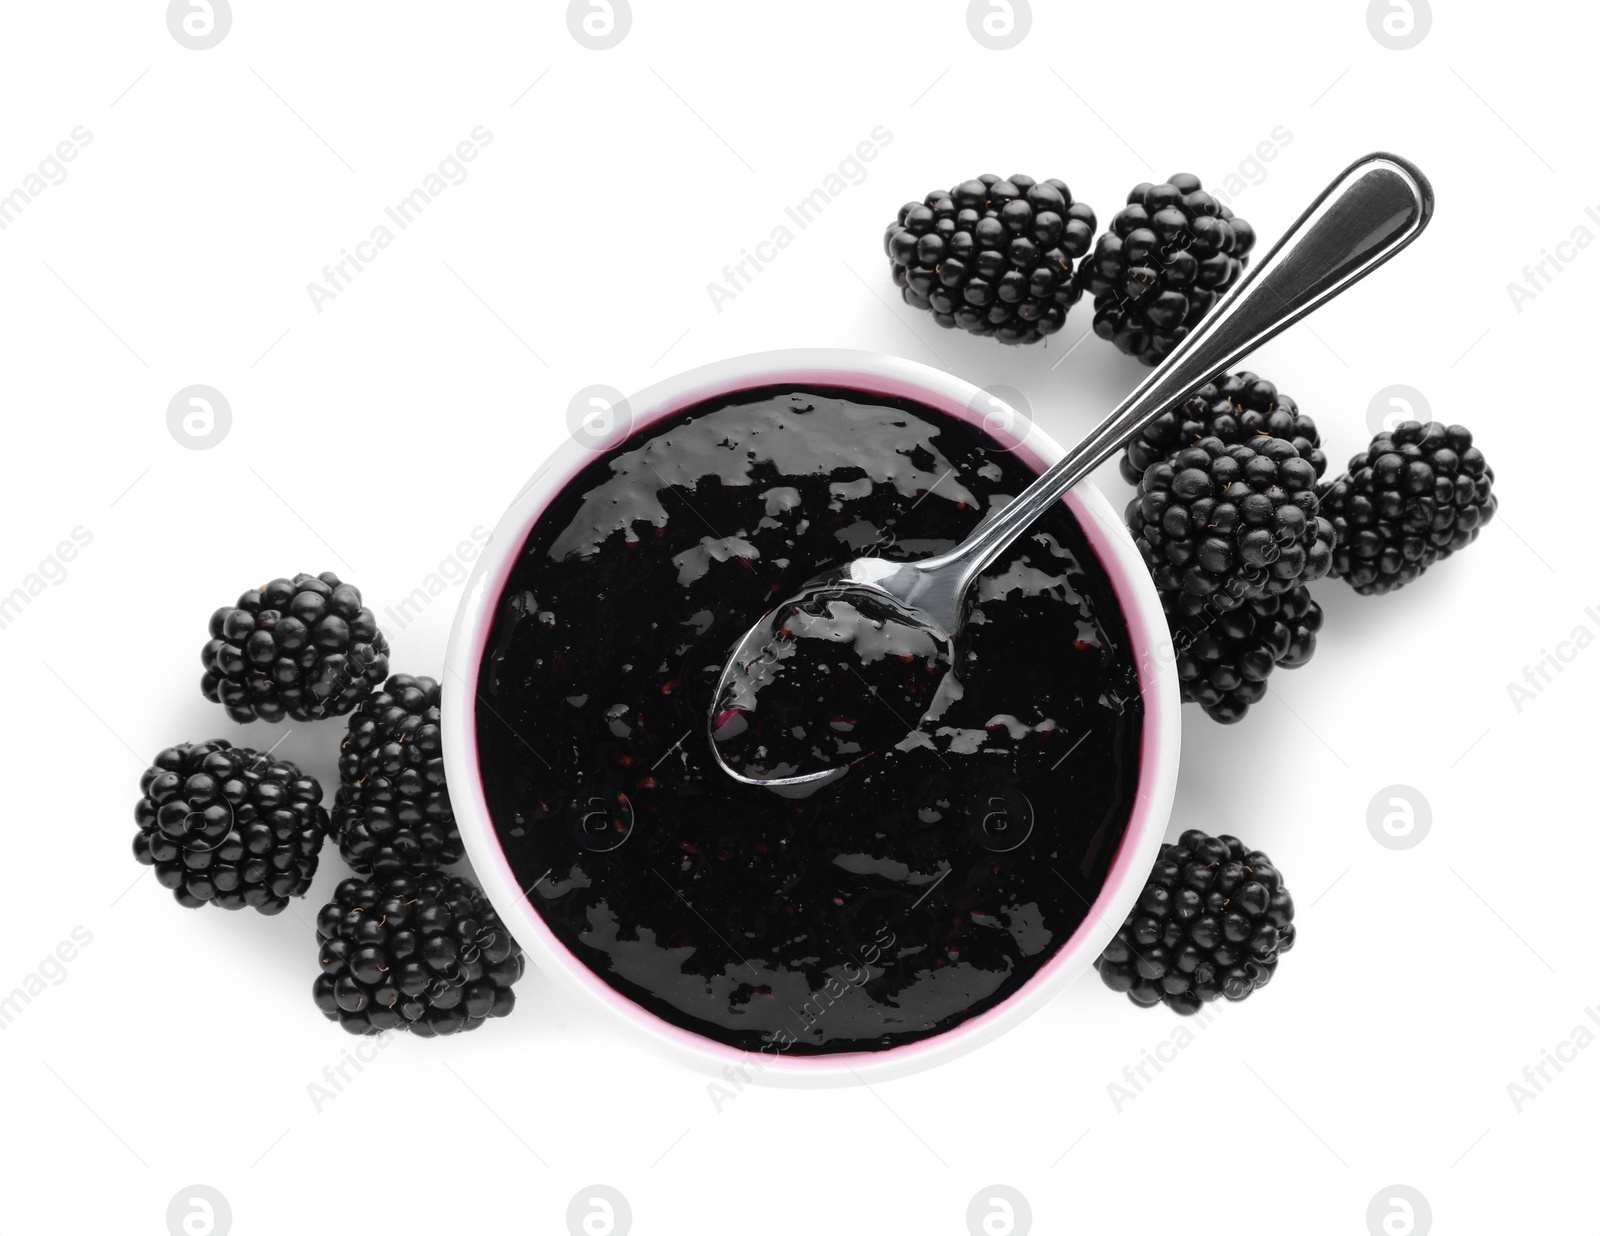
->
<box><xmin>443</xmin><ymin>348</ymin><xmax>1180</xmax><ymax>1085</ymax></box>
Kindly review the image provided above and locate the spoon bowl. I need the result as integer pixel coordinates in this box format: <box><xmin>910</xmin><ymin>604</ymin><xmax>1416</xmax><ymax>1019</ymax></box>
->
<box><xmin>708</xmin><ymin>576</ymin><xmax>955</xmax><ymax>789</ymax></box>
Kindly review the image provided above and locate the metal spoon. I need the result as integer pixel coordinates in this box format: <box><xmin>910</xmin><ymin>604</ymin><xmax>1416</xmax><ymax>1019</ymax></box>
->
<box><xmin>711</xmin><ymin>152</ymin><xmax>1434</xmax><ymax>788</ymax></box>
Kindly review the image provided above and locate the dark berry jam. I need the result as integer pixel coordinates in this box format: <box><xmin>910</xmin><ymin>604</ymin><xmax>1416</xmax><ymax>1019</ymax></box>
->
<box><xmin>476</xmin><ymin>385</ymin><xmax>1143</xmax><ymax>1055</ymax></box>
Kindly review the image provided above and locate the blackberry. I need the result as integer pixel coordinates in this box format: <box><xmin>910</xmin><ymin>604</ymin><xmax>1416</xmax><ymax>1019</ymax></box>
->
<box><xmin>1096</xmin><ymin>830</ymin><xmax>1295</xmax><ymax>1014</ymax></box>
<box><xmin>133</xmin><ymin>740</ymin><xmax>327</xmax><ymax>913</ymax></box>
<box><xmin>1166</xmin><ymin>586</ymin><xmax>1323</xmax><ymax>723</ymax></box>
<box><xmin>313</xmin><ymin>870</ymin><xmax>524</xmax><ymax>1036</ymax></box>
<box><xmin>1078</xmin><ymin>173</ymin><xmax>1255</xmax><ymax>366</ymax></box>
<box><xmin>884</xmin><ymin>173</ymin><xmax>1096</xmax><ymax>344</ymax></box>
<box><xmin>1127</xmin><ymin>436</ymin><xmax>1333</xmax><ymax>611</ymax></box>
<box><xmin>1321</xmin><ymin>421</ymin><xmax>1497</xmax><ymax>595</ymax></box>
<box><xmin>331</xmin><ymin>674</ymin><xmax>462</xmax><ymax>875</ymax></box>
<box><xmin>202</xmin><ymin>571</ymin><xmax>389</xmax><ymax>723</ymax></box>
<box><xmin>1120</xmin><ymin>371</ymin><xmax>1326</xmax><ymax>486</ymax></box>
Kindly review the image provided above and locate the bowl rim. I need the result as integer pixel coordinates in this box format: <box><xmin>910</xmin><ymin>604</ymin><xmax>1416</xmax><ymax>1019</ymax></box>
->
<box><xmin>442</xmin><ymin>348</ymin><xmax>1180</xmax><ymax>1086</ymax></box>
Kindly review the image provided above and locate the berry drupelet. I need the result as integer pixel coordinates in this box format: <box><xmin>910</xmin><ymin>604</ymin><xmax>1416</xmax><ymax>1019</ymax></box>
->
<box><xmin>1127</xmin><ymin>436</ymin><xmax>1333</xmax><ymax>611</ymax></box>
<box><xmin>1096</xmin><ymin>830</ymin><xmax>1295</xmax><ymax>1014</ymax></box>
<box><xmin>202</xmin><ymin>572</ymin><xmax>390</xmax><ymax>723</ymax></box>
<box><xmin>331</xmin><ymin>674</ymin><xmax>462</xmax><ymax>876</ymax></box>
<box><xmin>1078</xmin><ymin>173</ymin><xmax>1255</xmax><ymax>366</ymax></box>
<box><xmin>1320</xmin><ymin>421</ymin><xmax>1497</xmax><ymax>595</ymax></box>
<box><xmin>1166</xmin><ymin>586</ymin><xmax>1323</xmax><ymax>723</ymax></box>
<box><xmin>1120</xmin><ymin>370</ymin><xmax>1326</xmax><ymax>486</ymax></box>
<box><xmin>884</xmin><ymin>173</ymin><xmax>1097</xmax><ymax>344</ymax></box>
<box><xmin>133</xmin><ymin>740</ymin><xmax>327</xmax><ymax>913</ymax></box>
<box><xmin>313</xmin><ymin>870</ymin><xmax>524</xmax><ymax>1036</ymax></box>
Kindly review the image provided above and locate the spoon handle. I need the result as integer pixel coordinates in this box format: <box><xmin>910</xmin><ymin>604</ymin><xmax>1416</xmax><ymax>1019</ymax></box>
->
<box><xmin>939</xmin><ymin>152</ymin><xmax>1434</xmax><ymax>592</ymax></box>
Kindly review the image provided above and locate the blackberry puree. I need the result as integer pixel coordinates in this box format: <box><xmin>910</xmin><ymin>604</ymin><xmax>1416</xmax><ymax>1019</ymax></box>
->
<box><xmin>476</xmin><ymin>385</ymin><xmax>1144</xmax><ymax>1054</ymax></box>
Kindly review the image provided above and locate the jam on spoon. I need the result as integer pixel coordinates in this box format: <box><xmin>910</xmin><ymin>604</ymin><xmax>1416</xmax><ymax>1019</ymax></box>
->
<box><xmin>709</xmin><ymin>586</ymin><xmax>953</xmax><ymax>787</ymax></box>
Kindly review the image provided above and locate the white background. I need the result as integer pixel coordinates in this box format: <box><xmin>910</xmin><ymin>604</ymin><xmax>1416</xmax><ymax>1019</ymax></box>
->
<box><xmin>2</xmin><ymin>2</ymin><xmax>1594</xmax><ymax>1233</ymax></box>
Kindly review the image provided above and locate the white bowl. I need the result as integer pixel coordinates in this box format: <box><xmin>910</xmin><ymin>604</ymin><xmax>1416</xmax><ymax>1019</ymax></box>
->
<box><xmin>443</xmin><ymin>348</ymin><xmax>1180</xmax><ymax>1085</ymax></box>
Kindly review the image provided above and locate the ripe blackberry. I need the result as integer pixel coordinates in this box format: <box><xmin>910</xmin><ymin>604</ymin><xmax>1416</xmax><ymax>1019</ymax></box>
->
<box><xmin>1096</xmin><ymin>830</ymin><xmax>1295</xmax><ymax>1014</ymax></box>
<box><xmin>1079</xmin><ymin>173</ymin><xmax>1255</xmax><ymax>366</ymax></box>
<box><xmin>1166</xmin><ymin>586</ymin><xmax>1323</xmax><ymax>723</ymax></box>
<box><xmin>1127</xmin><ymin>436</ymin><xmax>1333</xmax><ymax>611</ymax></box>
<box><xmin>1120</xmin><ymin>370</ymin><xmax>1326</xmax><ymax>486</ymax></box>
<box><xmin>331</xmin><ymin>674</ymin><xmax>462</xmax><ymax>875</ymax></box>
<box><xmin>1321</xmin><ymin>421</ymin><xmax>1497</xmax><ymax>595</ymax></box>
<box><xmin>133</xmin><ymin>740</ymin><xmax>327</xmax><ymax>914</ymax></box>
<box><xmin>313</xmin><ymin>870</ymin><xmax>524</xmax><ymax>1036</ymax></box>
<box><xmin>202</xmin><ymin>572</ymin><xmax>389</xmax><ymax>723</ymax></box>
<box><xmin>884</xmin><ymin>173</ymin><xmax>1096</xmax><ymax>344</ymax></box>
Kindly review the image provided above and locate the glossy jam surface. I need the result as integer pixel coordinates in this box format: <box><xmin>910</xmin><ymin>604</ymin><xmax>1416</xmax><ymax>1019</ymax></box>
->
<box><xmin>476</xmin><ymin>386</ymin><xmax>1143</xmax><ymax>1054</ymax></box>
